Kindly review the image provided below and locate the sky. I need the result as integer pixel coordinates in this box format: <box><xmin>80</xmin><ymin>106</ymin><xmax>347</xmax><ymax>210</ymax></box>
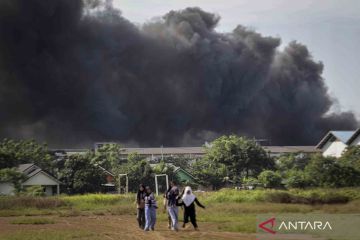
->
<box><xmin>114</xmin><ymin>0</ymin><xmax>360</xmax><ymax>118</ymax></box>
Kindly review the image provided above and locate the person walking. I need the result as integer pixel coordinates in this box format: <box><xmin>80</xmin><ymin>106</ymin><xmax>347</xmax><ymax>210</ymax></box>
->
<box><xmin>163</xmin><ymin>186</ymin><xmax>172</xmax><ymax>229</ymax></box>
<box><xmin>167</xmin><ymin>181</ymin><xmax>180</xmax><ymax>231</ymax></box>
<box><xmin>144</xmin><ymin>186</ymin><xmax>157</xmax><ymax>231</ymax></box>
<box><xmin>179</xmin><ymin>186</ymin><xmax>205</xmax><ymax>230</ymax></box>
<box><xmin>135</xmin><ymin>184</ymin><xmax>146</xmax><ymax>229</ymax></box>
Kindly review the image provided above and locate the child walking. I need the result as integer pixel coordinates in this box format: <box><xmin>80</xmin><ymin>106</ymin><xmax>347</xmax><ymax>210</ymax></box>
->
<box><xmin>179</xmin><ymin>186</ymin><xmax>205</xmax><ymax>230</ymax></box>
<box><xmin>144</xmin><ymin>186</ymin><xmax>157</xmax><ymax>231</ymax></box>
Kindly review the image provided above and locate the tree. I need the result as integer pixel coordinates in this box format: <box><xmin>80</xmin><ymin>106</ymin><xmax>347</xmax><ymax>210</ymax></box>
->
<box><xmin>203</xmin><ymin>135</ymin><xmax>274</xmax><ymax>182</ymax></box>
<box><xmin>276</xmin><ymin>153</ymin><xmax>310</xmax><ymax>171</ymax></box>
<box><xmin>192</xmin><ymin>158</ymin><xmax>227</xmax><ymax>190</ymax></box>
<box><xmin>60</xmin><ymin>153</ymin><xmax>106</xmax><ymax>194</ymax></box>
<box><xmin>341</xmin><ymin>146</ymin><xmax>360</xmax><ymax>172</ymax></box>
<box><xmin>258</xmin><ymin>170</ymin><xmax>282</xmax><ymax>188</ymax></box>
<box><xmin>92</xmin><ymin>143</ymin><xmax>124</xmax><ymax>171</ymax></box>
<box><xmin>117</xmin><ymin>152</ymin><xmax>154</xmax><ymax>192</ymax></box>
<box><xmin>305</xmin><ymin>154</ymin><xmax>360</xmax><ymax>187</ymax></box>
<box><xmin>0</xmin><ymin>168</ymin><xmax>26</xmax><ymax>193</ymax></box>
<box><xmin>152</xmin><ymin>160</ymin><xmax>179</xmax><ymax>183</ymax></box>
<box><xmin>284</xmin><ymin>169</ymin><xmax>309</xmax><ymax>188</ymax></box>
<box><xmin>0</xmin><ymin>139</ymin><xmax>54</xmax><ymax>172</ymax></box>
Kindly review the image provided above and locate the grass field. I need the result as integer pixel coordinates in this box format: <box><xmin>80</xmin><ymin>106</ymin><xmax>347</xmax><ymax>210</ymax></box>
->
<box><xmin>0</xmin><ymin>188</ymin><xmax>359</xmax><ymax>240</ymax></box>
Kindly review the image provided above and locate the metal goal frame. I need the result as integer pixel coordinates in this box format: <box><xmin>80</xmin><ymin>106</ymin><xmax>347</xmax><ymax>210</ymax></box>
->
<box><xmin>154</xmin><ymin>174</ymin><xmax>169</xmax><ymax>196</ymax></box>
<box><xmin>118</xmin><ymin>173</ymin><xmax>128</xmax><ymax>194</ymax></box>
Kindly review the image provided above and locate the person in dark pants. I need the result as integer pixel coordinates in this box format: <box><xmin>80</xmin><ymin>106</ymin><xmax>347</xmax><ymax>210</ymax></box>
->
<box><xmin>136</xmin><ymin>184</ymin><xmax>146</xmax><ymax>229</ymax></box>
<box><xmin>167</xmin><ymin>181</ymin><xmax>180</xmax><ymax>231</ymax></box>
<box><xmin>178</xmin><ymin>186</ymin><xmax>205</xmax><ymax>230</ymax></box>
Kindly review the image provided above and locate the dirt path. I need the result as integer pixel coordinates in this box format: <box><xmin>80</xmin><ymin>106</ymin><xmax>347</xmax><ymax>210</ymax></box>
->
<box><xmin>0</xmin><ymin>216</ymin><xmax>326</xmax><ymax>240</ymax></box>
<box><xmin>0</xmin><ymin>215</ymin><xmax>253</xmax><ymax>240</ymax></box>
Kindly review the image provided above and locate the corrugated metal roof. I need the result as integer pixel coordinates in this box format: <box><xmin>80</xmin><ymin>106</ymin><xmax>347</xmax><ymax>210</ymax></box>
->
<box><xmin>121</xmin><ymin>147</ymin><xmax>204</xmax><ymax>155</ymax></box>
<box><xmin>263</xmin><ymin>146</ymin><xmax>320</xmax><ymax>153</ymax></box>
<box><xmin>121</xmin><ymin>146</ymin><xmax>318</xmax><ymax>155</ymax></box>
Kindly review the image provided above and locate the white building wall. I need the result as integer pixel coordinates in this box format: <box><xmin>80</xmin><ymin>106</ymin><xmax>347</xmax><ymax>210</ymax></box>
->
<box><xmin>322</xmin><ymin>140</ymin><xmax>347</xmax><ymax>158</ymax></box>
<box><xmin>0</xmin><ymin>183</ymin><xmax>15</xmax><ymax>195</ymax></box>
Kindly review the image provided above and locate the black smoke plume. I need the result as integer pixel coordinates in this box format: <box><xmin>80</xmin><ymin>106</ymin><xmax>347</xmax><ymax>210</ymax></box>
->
<box><xmin>0</xmin><ymin>0</ymin><xmax>357</xmax><ymax>147</ymax></box>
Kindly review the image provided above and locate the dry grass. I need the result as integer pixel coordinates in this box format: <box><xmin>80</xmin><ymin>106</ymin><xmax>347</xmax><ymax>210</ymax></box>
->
<box><xmin>10</xmin><ymin>217</ymin><xmax>55</xmax><ymax>225</ymax></box>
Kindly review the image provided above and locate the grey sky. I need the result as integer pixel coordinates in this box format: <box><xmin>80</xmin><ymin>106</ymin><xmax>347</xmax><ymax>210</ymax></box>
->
<box><xmin>113</xmin><ymin>0</ymin><xmax>360</xmax><ymax>118</ymax></box>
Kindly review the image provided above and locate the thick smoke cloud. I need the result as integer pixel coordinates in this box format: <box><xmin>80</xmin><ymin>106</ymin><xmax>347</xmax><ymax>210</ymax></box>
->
<box><xmin>0</xmin><ymin>0</ymin><xmax>357</xmax><ymax>147</ymax></box>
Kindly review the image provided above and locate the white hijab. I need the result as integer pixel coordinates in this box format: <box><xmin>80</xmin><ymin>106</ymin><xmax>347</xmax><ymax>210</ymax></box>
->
<box><xmin>182</xmin><ymin>186</ymin><xmax>196</xmax><ymax>207</ymax></box>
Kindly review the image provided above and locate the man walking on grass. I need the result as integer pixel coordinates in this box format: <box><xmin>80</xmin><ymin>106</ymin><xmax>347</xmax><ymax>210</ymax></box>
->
<box><xmin>167</xmin><ymin>180</ymin><xmax>179</xmax><ymax>231</ymax></box>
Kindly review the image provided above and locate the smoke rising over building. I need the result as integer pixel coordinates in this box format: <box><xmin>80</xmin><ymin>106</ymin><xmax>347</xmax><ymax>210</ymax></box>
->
<box><xmin>0</xmin><ymin>0</ymin><xmax>357</xmax><ymax>147</ymax></box>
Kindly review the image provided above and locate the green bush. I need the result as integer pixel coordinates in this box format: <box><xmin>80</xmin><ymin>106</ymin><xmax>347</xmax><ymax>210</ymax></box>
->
<box><xmin>284</xmin><ymin>170</ymin><xmax>309</xmax><ymax>188</ymax></box>
<box><xmin>258</xmin><ymin>170</ymin><xmax>282</xmax><ymax>188</ymax></box>
<box><xmin>305</xmin><ymin>154</ymin><xmax>360</xmax><ymax>187</ymax></box>
<box><xmin>23</xmin><ymin>185</ymin><xmax>45</xmax><ymax>197</ymax></box>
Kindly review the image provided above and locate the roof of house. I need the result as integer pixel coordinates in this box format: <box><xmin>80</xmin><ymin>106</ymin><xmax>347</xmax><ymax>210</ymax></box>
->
<box><xmin>346</xmin><ymin>128</ymin><xmax>360</xmax><ymax>145</ymax></box>
<box><xmin>121</xmin><ymin>147</ymin><xmax>204</xmax><ymax>155</ymax></box>
<box><xmin>17</xmin><ymin>164</ymin><xmax>61</xmax><ymax>185</ymax></box>
<box><xmin>120</xmin><ymin>146</ymin><xmax>318</xmax><ymax>155</ymax></box>
<box><xmin>98</xmin><ymin>166</ymin><xmax>115</xmax><ymax>177</ymax></box>
<box><xmin>316</xmin><ymin>130</ymin><xmax>356</xmax><ymax>149</ymax></box>
<box><xmin>17</xmin><ymin>163</ymin><xmax>35</xmax><ymax>173</ymax></box>
<box><xmin>150</xmin><ymin>163</ymin><xmax>198</xmax><ymax>183</ymax></box>
<box><xmin>263</xmin><ymin>146</ymin><xmax>320</xmax><ymax>153</ymax></box>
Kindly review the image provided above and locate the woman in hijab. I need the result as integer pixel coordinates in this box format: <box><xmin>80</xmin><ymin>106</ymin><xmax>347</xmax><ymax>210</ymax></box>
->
<box><xmin>179</xmin><ymin>186</ymin><xmax>205</xmax><ymax>230</ymax></box>
<box><xmin>144</xmin><ymin>186</ymin><xmax>157</xmax><ymax>231</ymax></box>
<box><xmin>135</xmin><ymin>184</ymin><xmax>146</xmax><ymax>229</ymax></box>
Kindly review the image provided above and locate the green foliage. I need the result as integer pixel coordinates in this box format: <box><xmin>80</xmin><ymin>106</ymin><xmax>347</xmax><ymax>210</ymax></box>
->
<box><xmin>192</xmin><ymin>157</ymin><xmax>227</xmax><ymax>190</ymax></box>
<box><xmin>284</xmin><ymin>170</ymin><xmax>309</xmax><ymax>188</ymax></box>
<box><xmin>341</xmin><ymin>146</ymin><xmax>360</xmax><ymax>171</ymax></box>
<box><xmin>0</xmin><ymin>168</ymin><xmax>26</xmax><ymax>193</ymax></box>
<box><xmin>276</xmin><ymin>153</ymin><xmax>310</xmax><ymax>171</ymax></box>
<box><xmin>152</xmin><ymin>160</ymin><xmax>179</xmax><ymax>183</ymax></box>
<box><xmin>305</xmin><ymin>154</ymin><xmax>360</xmax><ymax>187</ymax></box>
<box><xmin>242</xmin><ymin>177</ymin><xmax>260</xmax><ymax>186</ymax></box>
<box><xmin>60</xmin><ymin>153</ymin><xmax>106</xmax><ymax>194</ymax></box>
<box><xmin>203</xmin><ymin>135</ymin><xmax>274</xmax><ymax>182</ymax></box>
<box><xmin>92</xmin><ymin>143</ymin><xmax>124</xmax><ymax>171</ymax></box>
<box><xmin>117</xmin><ymin>153</ymin><xmax>154</xmax><ymax>192</ymax></box>
<box><xmin>23</xmin><ymin>185</ymin><xmax>45</xmax><ymax>197</ymax></box>
<box><xmin>0</xmin><ymin>139</ymin><xmax>54</xmax><ymax>171</ymax></box>
<box><xmin>258</xmin><ymin>170</ymin><xmax>282</xmax><ymax>188</ymax></box>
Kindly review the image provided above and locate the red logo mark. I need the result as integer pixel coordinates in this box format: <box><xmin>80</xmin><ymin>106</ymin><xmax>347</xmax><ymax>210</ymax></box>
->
<box><xmin>259</xmin><ymin>217</ymin><xmax>276</xmax><ymax>234</ymax></box>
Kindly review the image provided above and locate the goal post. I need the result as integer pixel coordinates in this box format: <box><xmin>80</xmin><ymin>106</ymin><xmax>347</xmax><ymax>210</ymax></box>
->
<box><xmin>155</xmin><ymin>174</ymin><xmax>169</xmax><ymax>196</ymax></box>
<box><xmin>118</xmin><ymin>174</ymin><xmax>128</xmax><ymax>194</ymax></box>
